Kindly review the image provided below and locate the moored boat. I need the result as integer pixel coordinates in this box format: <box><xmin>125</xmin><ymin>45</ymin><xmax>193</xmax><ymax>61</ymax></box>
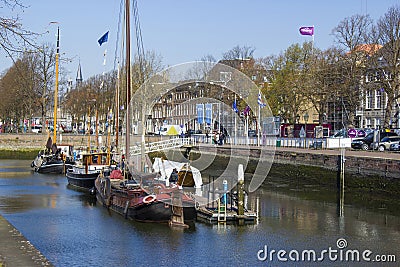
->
<box><xmin>31</xmin><ymin>27</ymin><xmax>76</xmax><ymax>174</ymax></box>
<box><xmin>94</xmin><ymin>0</ymin><xmax>197</xmax><ymax>226</ymax></box>
<box><xmin>152</xmin><ymin>157</ymin><xmax>203</xmax><ymax>189</ymax></box>
<box><xmin>95</xmin><ymin>174</ymin><xmax>196</xmax><ymax>223</ymax></box>
<box><xmin>31</xmin><ymin>137</ymin><xmax>75</xmax><ymax>174</ymax></box>
<box><xmin>66</xmin><ymin>151</ymin><xmax>112</xmax><ymax>190</ymax></box>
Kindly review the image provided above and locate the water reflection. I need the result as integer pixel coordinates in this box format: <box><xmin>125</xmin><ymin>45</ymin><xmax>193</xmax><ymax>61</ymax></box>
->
<box><xmin>0</xmin><ymin>160</ymin><xmax>399</xmax><ymax>266</ymax></box>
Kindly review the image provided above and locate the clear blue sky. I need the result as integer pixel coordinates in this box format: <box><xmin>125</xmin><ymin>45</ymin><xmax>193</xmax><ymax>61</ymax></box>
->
<box><xmin>0</xmin><ymin>0</ymin><xmax>399</xmax><ymax>81</ymax></box>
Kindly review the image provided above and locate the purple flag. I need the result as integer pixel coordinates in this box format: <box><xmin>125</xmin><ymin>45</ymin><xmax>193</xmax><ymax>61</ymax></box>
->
<box><xmin>243</xmin><ymin>105</ymin><xmax>251</xmax><ymax>116</ymax></box>
<box><xmin>299</xmin><ymin>26</ymin><xmax>314</xmax><ymax>36</ymax></box>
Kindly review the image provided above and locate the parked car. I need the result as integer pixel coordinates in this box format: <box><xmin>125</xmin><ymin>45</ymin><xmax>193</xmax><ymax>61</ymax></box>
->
<box><xmin>373</xmin><ymin>136</ymin><xmax>400</xmax><ymax>151</ymax></box>
<box><xmin>60</xmin><ymin>125</ymin><xmax>73</xmax><ymax>133</ymax></box>
<box><xmin>248</xmin><ymin>129</ymin><xmax>257</xmax><ymax>137</ymax></box>
<box><xmin>389</xmin><ymin>142</ymin><xmax>400</xmax><ymax>151</ymax></box>
<box><xmin>31</xmin><ymin>125</ymin><xmax>42</xmax><ymax>133</ymax></box>
<box><xmin>351</xmin><ymin>131</ymin><xmax>398</xmax><ymax>150</ymax></box>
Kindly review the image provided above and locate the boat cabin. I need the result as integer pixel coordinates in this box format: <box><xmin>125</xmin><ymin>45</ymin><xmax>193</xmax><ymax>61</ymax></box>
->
<box><xmin>82</xmin><ymin>152</ymin><xmax>111</xmax><ymax>166</ymax></box>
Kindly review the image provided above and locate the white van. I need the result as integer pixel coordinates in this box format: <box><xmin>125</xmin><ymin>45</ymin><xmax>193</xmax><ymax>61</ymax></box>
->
<box><xmin>158</xmin><ymin>125</ymin><xmax>185</xmax><ymax>136</ymax></box>
<box><xmin>31</xmin><ymin>125</ymin><xmax>42</xmax><ymax>133</ymax></box>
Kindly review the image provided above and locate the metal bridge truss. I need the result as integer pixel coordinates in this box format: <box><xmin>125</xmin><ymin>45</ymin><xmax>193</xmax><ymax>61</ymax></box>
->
<box><xmin>129</xmin><ymin>137</ymin><xmax>194</xmax><ymax>156</ymax></box>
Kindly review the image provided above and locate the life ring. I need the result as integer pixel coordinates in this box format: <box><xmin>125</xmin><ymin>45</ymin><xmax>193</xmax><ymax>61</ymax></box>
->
<box><xmin>143</xmin><ymin>195</ymin><xmax>156</xmax><ymax>204</ymax></box>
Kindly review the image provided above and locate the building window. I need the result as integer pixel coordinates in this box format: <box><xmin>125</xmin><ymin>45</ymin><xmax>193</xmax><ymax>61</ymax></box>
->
<box><xmin>366</xmin><ymin>90</ymin><xmax>373</xmax><ymax>109</ymax></box>
<box><xmin>375</xmin><ymin>118</ymin><xmax>381</xmax><ymax>128</ymax></box>
<box><xmin>365</xmin><ymin>118</ymin><xmax>372</xmax><ymax>128</ymax></box>
<box><xmin>366</xmin><ymin>73</ymin><xmax>373</xmax><ymax>83</ymax></box>
<box><xmin>376</xmin><ymin>89</ymin><xmax>382</xmax><ymax>109</ymax></box>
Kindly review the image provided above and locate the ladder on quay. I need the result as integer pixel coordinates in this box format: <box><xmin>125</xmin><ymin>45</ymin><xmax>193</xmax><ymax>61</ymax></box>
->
<box><xmin>217</xmin><ymin>198</ymin><xmax>227</xmax><ymax>223</ymax></box>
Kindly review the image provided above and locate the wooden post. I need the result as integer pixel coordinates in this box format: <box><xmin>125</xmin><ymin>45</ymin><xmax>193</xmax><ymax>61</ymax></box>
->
<box><xmin>337</xmin><ymin>148</ymin><xmax>345</xmax><ymax>217</ymax></box>
<box><xmin>237</xmin><ymin>164</ymin><xmax>245</xmax><ymax>225</ymax></box>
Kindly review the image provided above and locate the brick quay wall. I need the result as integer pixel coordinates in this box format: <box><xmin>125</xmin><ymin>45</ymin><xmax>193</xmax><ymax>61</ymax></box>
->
<box><xmin>0</xmin><ymin>133</ymin><xmax>101</xmax><ymax>159</ymax></box>
<box><xmin>195</xmin><ymin>145</ymin><xmax>400</xmax><ymax>179</ymax></box>
<box><xmin>190</xmin><ymin>145</ymin><xmax>400</xmax><ymax>202</ymax></box>
<box><xmin>2</xmin><ymin>133</ymin><xmax>400</xmax><ymax>180</ymax></box>
<box><xmin>0</xmin><ymin>133</ymin><xmax>95</xmax><ymax>150</ymax></box>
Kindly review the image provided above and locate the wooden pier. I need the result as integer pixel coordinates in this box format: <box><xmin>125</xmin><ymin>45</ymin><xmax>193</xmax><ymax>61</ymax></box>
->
<box><xmin>195</xmin><ymin>164</ymin><xmax>259</xmax><ymax>225</ymax></box>
<box><xmin>196</xmin><ymin>206</ymin><xmax>258</xmax><ymax>224</ymax></box>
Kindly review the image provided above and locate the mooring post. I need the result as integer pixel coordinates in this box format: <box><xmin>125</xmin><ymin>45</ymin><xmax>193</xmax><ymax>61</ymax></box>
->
<box><xmin>238</xmin><ymin>164</ymin><xmax>245</xmax><ymax>225</ymax></box>
<box><xmin>223</xmin><ymin>179</ymin><xmax>228</xmax><ymax>205</ymax></box>
<box><xmin>337</xmin><ymin>147</ymin><xmax>345</xmax><ymax>217</ymax></box>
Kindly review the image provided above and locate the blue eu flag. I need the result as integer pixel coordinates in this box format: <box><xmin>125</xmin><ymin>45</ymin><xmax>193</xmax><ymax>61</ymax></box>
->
<box><xmin>98</xmin><ymin>31</ymin><xmax>109</xmax><ymax>46</ymax></box>
<box><xmin>232</xmin><ymin>99</ymin><xmax>239</xmax><ymax>113</ymax></box>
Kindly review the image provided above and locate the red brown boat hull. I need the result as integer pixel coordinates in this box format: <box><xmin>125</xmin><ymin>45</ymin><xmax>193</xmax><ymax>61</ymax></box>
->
<box><xmin>95</xmin><ymin>177</ymin><xmax>196</xmax><ymax>223</ymax></box>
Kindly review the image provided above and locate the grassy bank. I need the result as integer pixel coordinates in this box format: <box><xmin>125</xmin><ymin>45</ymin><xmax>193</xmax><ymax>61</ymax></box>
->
<box><xmin>0</xmin><ymin>149</ymin><xmax>39</xmax><ymax>160</ymax></box>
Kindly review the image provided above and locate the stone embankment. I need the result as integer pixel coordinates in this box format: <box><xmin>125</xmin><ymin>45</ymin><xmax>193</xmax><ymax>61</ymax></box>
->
<box><xmin>196</xmin><ymin>144</ymin><xmax>400</xmax><ymax>179</ymax></box>
<box><xmin>0</xmin><ymin>133</ymin><xmax>97</xmax><ymax>159</ymax></box>
<box><xmin>2</xmin><ymin>133</ymin><xmax>400</xmax><ymax>180</ymax></box>
<box><xmin>0</xmin><ymin>215</ymin><xmax>54</xmax><ymax>266</ymax></box>
<box><xmin>0</xmin><ymin>133</ymin><xmax>94</xmax><ymax>150</ymax></box>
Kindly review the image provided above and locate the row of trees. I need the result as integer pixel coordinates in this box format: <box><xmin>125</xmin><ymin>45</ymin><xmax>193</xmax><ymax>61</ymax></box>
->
<box><xmin>260</xmin><ymin>5</ymin><xmax>400</xmax><ymax>129</ymax></box>
<box><xmin>0</xmin><ymin>2</ymin><xmax>399</xmax><ymax>132</ymax></box>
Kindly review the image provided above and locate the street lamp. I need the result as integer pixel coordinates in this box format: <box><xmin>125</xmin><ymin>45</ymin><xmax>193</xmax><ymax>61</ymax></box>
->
<box><xmin>295</xmin><ymin>114</ymin><xmax>300</xmax><ymax>139</ymax></box>
<box><xmin>303</xmin><ymin>112</ymin><xmax>309</xmax><ymax>148</ymax></box>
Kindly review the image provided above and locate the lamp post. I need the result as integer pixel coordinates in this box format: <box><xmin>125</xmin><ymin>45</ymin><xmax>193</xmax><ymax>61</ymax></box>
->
<box><xmin>303</xmin><ymin>112</ymin><xmax>309</xmax><ymax>148</ymax></box>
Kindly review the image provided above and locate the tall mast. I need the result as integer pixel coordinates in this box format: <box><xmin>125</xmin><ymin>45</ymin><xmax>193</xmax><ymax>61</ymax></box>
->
<box><xmin>125</xmin><ymin>0</ymin><xmax>131</xmax><ymax>163</ymax></box>
<box><xmin>53</xmin><ymin>27</ymin><xmax>60</xmax><ymax>145</ymax></box>
<box><xmin>115</xmin><ymin>66</ymin><xmax>120</xmax><ymax>149</ymax></box>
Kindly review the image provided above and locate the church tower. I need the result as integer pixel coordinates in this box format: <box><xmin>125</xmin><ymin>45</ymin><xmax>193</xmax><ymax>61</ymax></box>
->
<box><xmin>76</xmin><ymin>61</ymin><xmax>83</xmax><ymax>88</ymax></box>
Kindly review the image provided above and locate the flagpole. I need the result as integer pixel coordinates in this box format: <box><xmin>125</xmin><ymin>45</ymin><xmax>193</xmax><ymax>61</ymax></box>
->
<box><xmin>202</xmin><ymin>104</ymin><xmax>205</xmax><ymax>137</ymax></box>
<box><xmin>312</xmin><ymin>25</ymin><xmax>314</xmax><ymax>54</ymax></box>
<box><xmin>234</xmin><ymin>95</ymin><xmax>237</xmax><ymax>145</ymax></box>
<box><xmin>102</xmin><ymin>49</ymin><xmax>107</xmax><ymax>75</ymax></box>
<box><xmin>258</xmin><ymin>103</ymin><xmax>261</xmax><ymax>146</ymax></box>
<box><xmin>246</xmin><ymin>115</ymin><xmax>249</xmax><ymax>145</ymax></box>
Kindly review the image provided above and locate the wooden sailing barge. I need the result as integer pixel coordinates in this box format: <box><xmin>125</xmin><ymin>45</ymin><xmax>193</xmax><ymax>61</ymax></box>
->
<box><xmin>95</xmin><ymin>0</ymin><xmax>196</xmax><ymax>227</ymax></box>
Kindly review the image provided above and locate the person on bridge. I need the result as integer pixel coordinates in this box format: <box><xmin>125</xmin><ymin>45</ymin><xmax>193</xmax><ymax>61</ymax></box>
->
<box><xmin>169</xmin><ymin>168</ymin><xmax>178</xmax><ymax>183</ymax></box>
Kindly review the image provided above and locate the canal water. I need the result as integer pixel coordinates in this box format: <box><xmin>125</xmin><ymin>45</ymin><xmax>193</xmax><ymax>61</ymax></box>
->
<box><xmin>0</xmin><ymin>159</ymin><xmax>399</xmax><ymax>266</ymax></box>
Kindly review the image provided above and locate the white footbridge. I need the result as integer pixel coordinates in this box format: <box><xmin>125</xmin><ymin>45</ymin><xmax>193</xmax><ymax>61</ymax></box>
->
<box><xmin>129</xmin><ymin>137</ymin><xmax>195</xmax><ymax>155</ymax></box>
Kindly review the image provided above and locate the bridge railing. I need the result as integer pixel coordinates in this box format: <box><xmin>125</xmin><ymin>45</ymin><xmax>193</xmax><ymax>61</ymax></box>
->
<box><xmin>191</xmin><ymin>134</ymin><xmax>331</xmax><ymax>149</ymax></box>
<box><xmin>129</xmin><ymin>137</ymin><xmax>195</xmax><ymax>155</ymax></box>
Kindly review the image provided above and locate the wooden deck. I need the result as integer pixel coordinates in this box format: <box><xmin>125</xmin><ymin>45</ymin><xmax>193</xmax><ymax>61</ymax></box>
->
<box><xmin>196</xmin><ymin>206</ymin><xmax>258</xmax><ymax>224</ymax></box>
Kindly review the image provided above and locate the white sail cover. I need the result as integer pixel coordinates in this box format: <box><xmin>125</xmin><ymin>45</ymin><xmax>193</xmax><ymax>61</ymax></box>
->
<box><xmin>153</xmin><ymin>157</ymin><xmax>202</xmax><ymax>188</ymax></box>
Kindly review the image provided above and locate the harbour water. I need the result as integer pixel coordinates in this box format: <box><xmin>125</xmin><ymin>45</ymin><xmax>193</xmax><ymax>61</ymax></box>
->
<box><xmin>0</xmin><ymin>159</ymin><xmax>399</xmax><ymax>266</ymax></box>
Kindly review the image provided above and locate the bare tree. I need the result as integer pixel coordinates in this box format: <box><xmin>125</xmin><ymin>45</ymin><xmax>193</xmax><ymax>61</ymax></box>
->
<box><xmin>0</xmin><ymin>0</ymin><xmax>38</xmax><ymax>60</ymax></box>
<box><xmin>331</xmin><ymin>14</ymin><xmax>373</xmax><ymax>128</ymax></box>
<box><xmin>332</xmin><ymin>14</ymin><xmax>373</xmax><ymax>51</ymax></box>
<box><xmin>200</xmin><ymin>54</ymin><xmax>216</xmax><ymax>63</ymax></box>
<box><xmin>368</xmin><ymin>5</ymin><xmax>400</xmax><ymax>128</ymax></box>
<box><xmin>222</xmin><ymin>45</ymin><xmax>255</xmax><ymax>60</ymax></box>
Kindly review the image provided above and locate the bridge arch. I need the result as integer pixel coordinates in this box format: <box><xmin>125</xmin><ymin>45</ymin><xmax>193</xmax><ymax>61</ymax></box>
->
<box><xmin>128</xmin><ymin>61</ymin><xmax>276</xmax><ymax>199</ymax></box>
